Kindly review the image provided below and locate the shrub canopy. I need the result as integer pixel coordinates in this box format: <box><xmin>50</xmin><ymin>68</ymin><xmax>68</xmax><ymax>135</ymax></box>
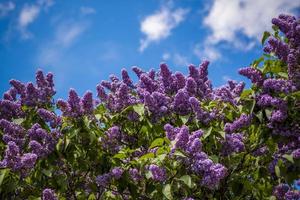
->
<box><xmin>0</xmin><ymin>14</ymin><xmax>300</xmax><ymax>200</ymax></box>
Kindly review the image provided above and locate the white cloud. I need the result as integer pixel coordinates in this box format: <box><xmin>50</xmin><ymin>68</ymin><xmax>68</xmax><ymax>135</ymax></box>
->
<box><xmin>139</xmin><ymin>5</ymin><xmax>189</xmax><ymax>52</ymax></box>
<box><xmin>17</xmin><ymin>0</ymin><xmax>54</xmax><ymax>39</ymax></box>
<box><xmin>0</xmin><ymin>1</ymin><xmax>15</xmax><ymax>18</ymax></box>
<box><xmin>19</xmin><ymin>5</ymin><xmax>40</xmax><ymax>28</ymax></box>
<box><xmin>173</xmin><ymin>53</ymin><xmax>189</xmax><ymax>66</ymax></box>
<box><xmin>38</xmin><ymin>21</ymin><xmax>88</xmax><ymax>66</ymax></box>
<box><xmin>162</xmin><ymin>52</ymin><xmax>171</xmax><ymax>61</ymax></box>
<box><xmin>193</xmin><ymin>43</ymin><xmax>221</xmax><ymax>62</ymax></box>
<box><xmin>80</xmin><ymin>6</ymin><xmax>96</xmax><ymax>15</ymax></box>
<box><xmin>197</xmin><ymin>0</ymin><xmax>300</xmax><ymax>62</ymax></box>
<box><xmin>55</xmin><ymin>23</ymin><xmax>87</xmax><ymax>47</ymax></box>
<box><xmin>204</xmin><ymin>0</ymin><xmax>299</xmax><ymax>45</ymax></box>
<box><xmin>222</xmin><ymin>75</ymin><xmax>231</xmax><ymax>82</ymax></box>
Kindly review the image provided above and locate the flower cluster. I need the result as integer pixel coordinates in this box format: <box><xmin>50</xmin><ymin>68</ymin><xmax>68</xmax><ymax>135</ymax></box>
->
<box><xmin>0</xmin><ymin>13</ymin><xmax>299</xmax><ymax>200</ymax></box>
<box><xmin>222</xmin><ymin>133</ymin><xmax>245</xmax><ymax>156</ymax></box>
<box><xmin>95</xmin><ymin>61</ymin><xmax>228</xmax><ymax>123</ymax></box>
<box><xmin>42</xmin><ymin>188</ymin><xmax>58</xmax><ymax>200</ymax></box>
<box><xmin>0</xmin><ymin>70</ymin><xmax>62</xmax><ymax>179</ymax></box>
<box><xmin>273</xmin><ymin>184</ymin><xmax>300</xmax><ymax>200</ymax></box>
<box><xmin>266</xmin><ymin>14</ymin><xmax>300</xmax><ymax>88</ymax></box>
<box><xmin>224</xmin><ymin>114</ymin><xmax>251</xmax><ymax>133</ymax></box>
<box><xmin>148</xmin><ymin>164</ymin><xmax>167</xmax><ymax>182</ymax></box>
<box><xmin>165</xmin><ymin>124</ymin><xmax>227</xmax><ymax>189</ymax></box>
<box><xmin>57</xmin><ymin>89</ymin><xmax>94</xmax><ymax>118</ymax></box>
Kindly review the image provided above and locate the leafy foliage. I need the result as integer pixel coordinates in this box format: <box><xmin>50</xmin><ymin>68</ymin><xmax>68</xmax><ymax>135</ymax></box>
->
<box><xmin>0</xmin><ymin>14</ymin><xmax>299</xmax><ymax>200</ymax></box>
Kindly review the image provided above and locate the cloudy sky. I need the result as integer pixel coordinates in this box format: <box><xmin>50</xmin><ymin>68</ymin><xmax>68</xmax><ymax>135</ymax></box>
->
<box><xmin>0</xmin><ymin>0</ymin><xmax>299</xmax><ymax>98</ymax></box>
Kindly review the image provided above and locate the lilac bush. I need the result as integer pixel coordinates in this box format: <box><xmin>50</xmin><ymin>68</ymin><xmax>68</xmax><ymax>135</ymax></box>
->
<box><xmin>0</xmin><ymin>14</ymin><xmax>299</xmax><ymax>199</ymax></box>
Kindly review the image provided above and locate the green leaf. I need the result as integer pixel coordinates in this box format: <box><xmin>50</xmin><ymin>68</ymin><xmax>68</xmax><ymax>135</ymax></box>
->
<box><xmin>12</xmin><ymin>118</ymin><xmax>25</xmax><ymax>125</ymax></box>
<box><xmin>292</xmin><ymin>91</ymin><xmax>300</xmax><ymax>98</ymax></box>
<box><xmin>149</xmin><ymin>138</ymin><xmax>164</xmax><ymax>149</ymax></box>
<box><xmin>278</xmin><ymin>72</ymin><xmax>288</xmax><ymax>79</ymax></box>
<box><xmin>88</xmin><ymin>194</ymin><xmax>96</xmax><ymax>200</ymax></box>
<box><xmin>275</xmin><ymin>165</ymin><xmax>280</xmax><ymax>177</ymax></box>
<box><xmin>282</xmin><ymin>154</ymin><xmax>294</xmax><ymax>163</ymax></box>
<box><xmin>173</xmin><ymin>150</ymin><xmax>186</xmax><ymax>158</ymax></box>
<box><xmin>218</xmin><ymin>131</ymin><xmax>225</xmax><ymax>139</ymax></box>
<box><xmin>250</xmin><ymin>100</ymin><xmax>256</xmax><ymax>114</ymax></box>
<box><xmin>42</xmin><ymin>169</ymin><xmax>52</xmax><ymax>177</ymax></box>
<box><xmin>209</xmin><ymin>155</ymin><xmax>219</xmax><ymax>163</ymax></box>
<box><xmin>162</xmin><ymin>184</ymin><xmax>173</xmax><ymax>200</ymax></box>
<box><xmin>133</xmin><ymin>104</ymin><xmax>145</xmax><ymax>116</ymax></box>
<box><xmin>95</xmin><ymin>104</ymin><xmax>106</xmax><ymax>115</ymax></box>
<box><xmin>265</xmin><ymin>109</ymin><xmax>272</xmax><ymax>119</ymax></box>
<box><xmin>179</xmin><ymin>115</ymin><xmax>189</xmax><ymax>125</ymax></box>
<box><xmin>113</xmin><ymin>153</ymin><xmax>127</xmax><ymax>159</ymax></box>
<box><xmin>261</xmin><ymin>31</ymin><xmax>270</xmax><ymax>44</ymax></box>
<box><xmin>203</xmin><ymin>127</ymin><xmax>213</xmax><ymax>139</ymax></box>
<box><xmin>240</xmin><ymin>89</ymin><xmax>252</xmax><ymax>99</ymax></box>
<box><xmin>179</xmin><ymin>175</ymin><xmax>193</xmax><ymax>188</ymax></box>
<box><xmin>0</xmin><ymin>169</ymin><xmax>9</xmax><ymax>186</ymax></box>
<box><xmin>139</xmin><ymin>152</ymin><xmax>155</xmax><ymax>160</ymax></box>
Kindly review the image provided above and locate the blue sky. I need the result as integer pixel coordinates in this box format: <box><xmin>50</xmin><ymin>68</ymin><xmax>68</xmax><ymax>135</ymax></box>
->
<box><xmin>0</xmin><ymin>0</ymin><xmax>299</xmax><ymax>99</ymax></box>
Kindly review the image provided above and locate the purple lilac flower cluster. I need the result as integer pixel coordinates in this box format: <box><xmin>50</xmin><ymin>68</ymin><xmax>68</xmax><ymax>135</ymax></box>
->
<box><xmin>42</xmin><ymin>188</ymin><xmax>58</xmax><ymax>200</ymax></box>
<box><xmin>0</xmin><ymin>70</ymin><xmax>56</xmax><ymax>120</ymax></box>
<box><xmin>57</xmin><ymin>89</ymin><xmax>94</xmax><ymax>118</ymax></box>
<box><xmin>273</xmin><ymin>184</ymin><xmax>300</xmax><ymax>200</ymax></box>
<box><xmin>222</xmin><ymin>133</ymin><xmax>245</xmax><ymax>156</ymax></box>
<box><xmin>28</xmin><ymin>123</ymin><xmax>61</xmax><ymax>158</ymax></box>
<box><xmin>99</xmin><ymin>126</ymin><xmax>123</xmax><ymax>154</ymax></box>
<box><xmin>0</xmin><ymin>141</ymin><xmax>37</xmax><ymax>177</ymax></box>
<box><xmin>95</xmin><ymin>167</ymin><xmax>125</xmax><ymax>188</ymax></box>
<box><xmin>11</xmin><ymin>70</ymin><xmax>55</xmax><ymax>107</ymax></box>
<box><xmin>165</xmin><ymin>124</ymin><xmax>227</xmax><ymax>189</ymax></box>
<box><xmin>224</xmin><ymin>114</ymin><xmax>251</xmax><ymax>133</ymax></box>
<box><xmin>0</xmin><ymin>70</ymin><xmax>62</xmax><ymax>177</ymax></box>
<box><xmin>148</xmin><ymin>164</ymin><xmax>167</xmax><ymax>182</ymax></box>
<box><xmin>96</xmin><ymin>69</ymin><xmax>139</xmax><ymax>113</ymax></box>
<box><xmin>96</xmin><ymin>61</ymin><xmax>233</xmax><ymax>123</ymax></box>
<box><xmin>213</xmin><ymin>80</ymin><xmax>245</xmax><ymax>105</ymax></box>
<box><xmin>240</xmin><ymin>14</ymin><xmax>300</xmax><ymax>196</ymax></box>
<box><xmin>265</xmin><ymin>14</ymin><xmax>300</xmax><ymax>88</ymax></box>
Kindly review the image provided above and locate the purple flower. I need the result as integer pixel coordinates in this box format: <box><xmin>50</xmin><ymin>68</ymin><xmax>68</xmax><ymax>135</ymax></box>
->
<box><xmin>252</xmin><ymin>146</ymin><xmax>269</xmax><ymax>156</ymax></box>
<box><xmin>149</xmin><ymin>164</ymin><xmax>167</xmax><ymax>182</ymax></box>
<box><xmin>129</xmin><ymin>168</ymin><xmax>142</xmax><ymax>182</ymax></box>
<box><xmin>173</xmin><ymin>89</ymin><xmax>190</xmax><ymax>115</ymax></box>
<box><xmin>9</xmin><ymin>79</ymin><xmax>26</xmax><ymax>96</ymax></box>
<box><xmin>42</xmin><ymin>188</ymin><xmax>58</xmax><ymax>200</ymax></box>
<box><xmin>0</xmin><ymin>141</ymin><xmax>21</xmax><ymax>170</ymax></box>
<box><xmin>273</xmin><ymin>184</ymin><xmax>290</xmax><ymax>199</ymax></box>
<box><xmin>164</xmin><ymin>124</ymin><xmax>178</xmax><ymax>141</ymax></box>
<box><xmin>263</xmin><ymin>78</ymin><xmax>294</xmax><ymax>94</ymax></box>
<box><xmin>239</xmin><ymin>67</ymin><xmax>264</xmax><ymax>85</ymax></box>
<box><xmin>132</xmin><ymin>66</ymin><xmax>144</xmax><ymax>78</ymax></box>
<box><xmin>201</xmin><ymin>163</ymin><xmax>227</xmax><ymax>189</ymax></box>
<box><xmin>284</xmin><ymin>191</ymin><xmax>300</xmax><ymax>200</ymax></box>
<box><xmin>111</xmin><ymin>167</ymin><xmax>123</xmax><ymax>179</ymax></box>
<box><xmin>29</xmin><ymin>140</ymin><xmax>45</xmax><ymax>157</ymax></box>
<box><xmin>121</xmin><ymin>68</ymin><xmax>133</xmax><ymax>87</ymax></box>
<box><xmin>264</xmin><ymin>37</ymin><xmax>289</xmax><ymax>62</ymax></box>
<box><xmin>67</xmin><ymin>89</ymin><xmax>82</xmax><ymax>117</ymax></box>
<box><xmin>292</xmin><ymin>149</ymin><xmax>300</xmax><ymax>159</ymax></box>
<box><xmin>96</xmin><ymin>173</ymin><xmax>111</xmax><ymax>187</ymax></box>
<box><xmin>20</xmin><ymin>153</ymin><xmax>37</xmax><ymax>169</ymax></box>
<box><xmin>174</xmin><ymin>125</ymin><xmax>189</xmax><ymax>150</ymax></box>
<box><xmin>96</xmin><ymin>84</ymin><xmax>108</xmax><ymax>102</ymax></box>
<box><xmin>222</xmin><ymin>133</ymin><xmax>245</xmax><ymax>156</ymax></box>
<box><xmin>224</xmin><ymin>114</ymin><xmax>251</xmax><ymax>133</ymax></box>
<box><xmin>81</xmin><ymin>91</ymin><xmax>94</xmax><ymax>114</ymax></box>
